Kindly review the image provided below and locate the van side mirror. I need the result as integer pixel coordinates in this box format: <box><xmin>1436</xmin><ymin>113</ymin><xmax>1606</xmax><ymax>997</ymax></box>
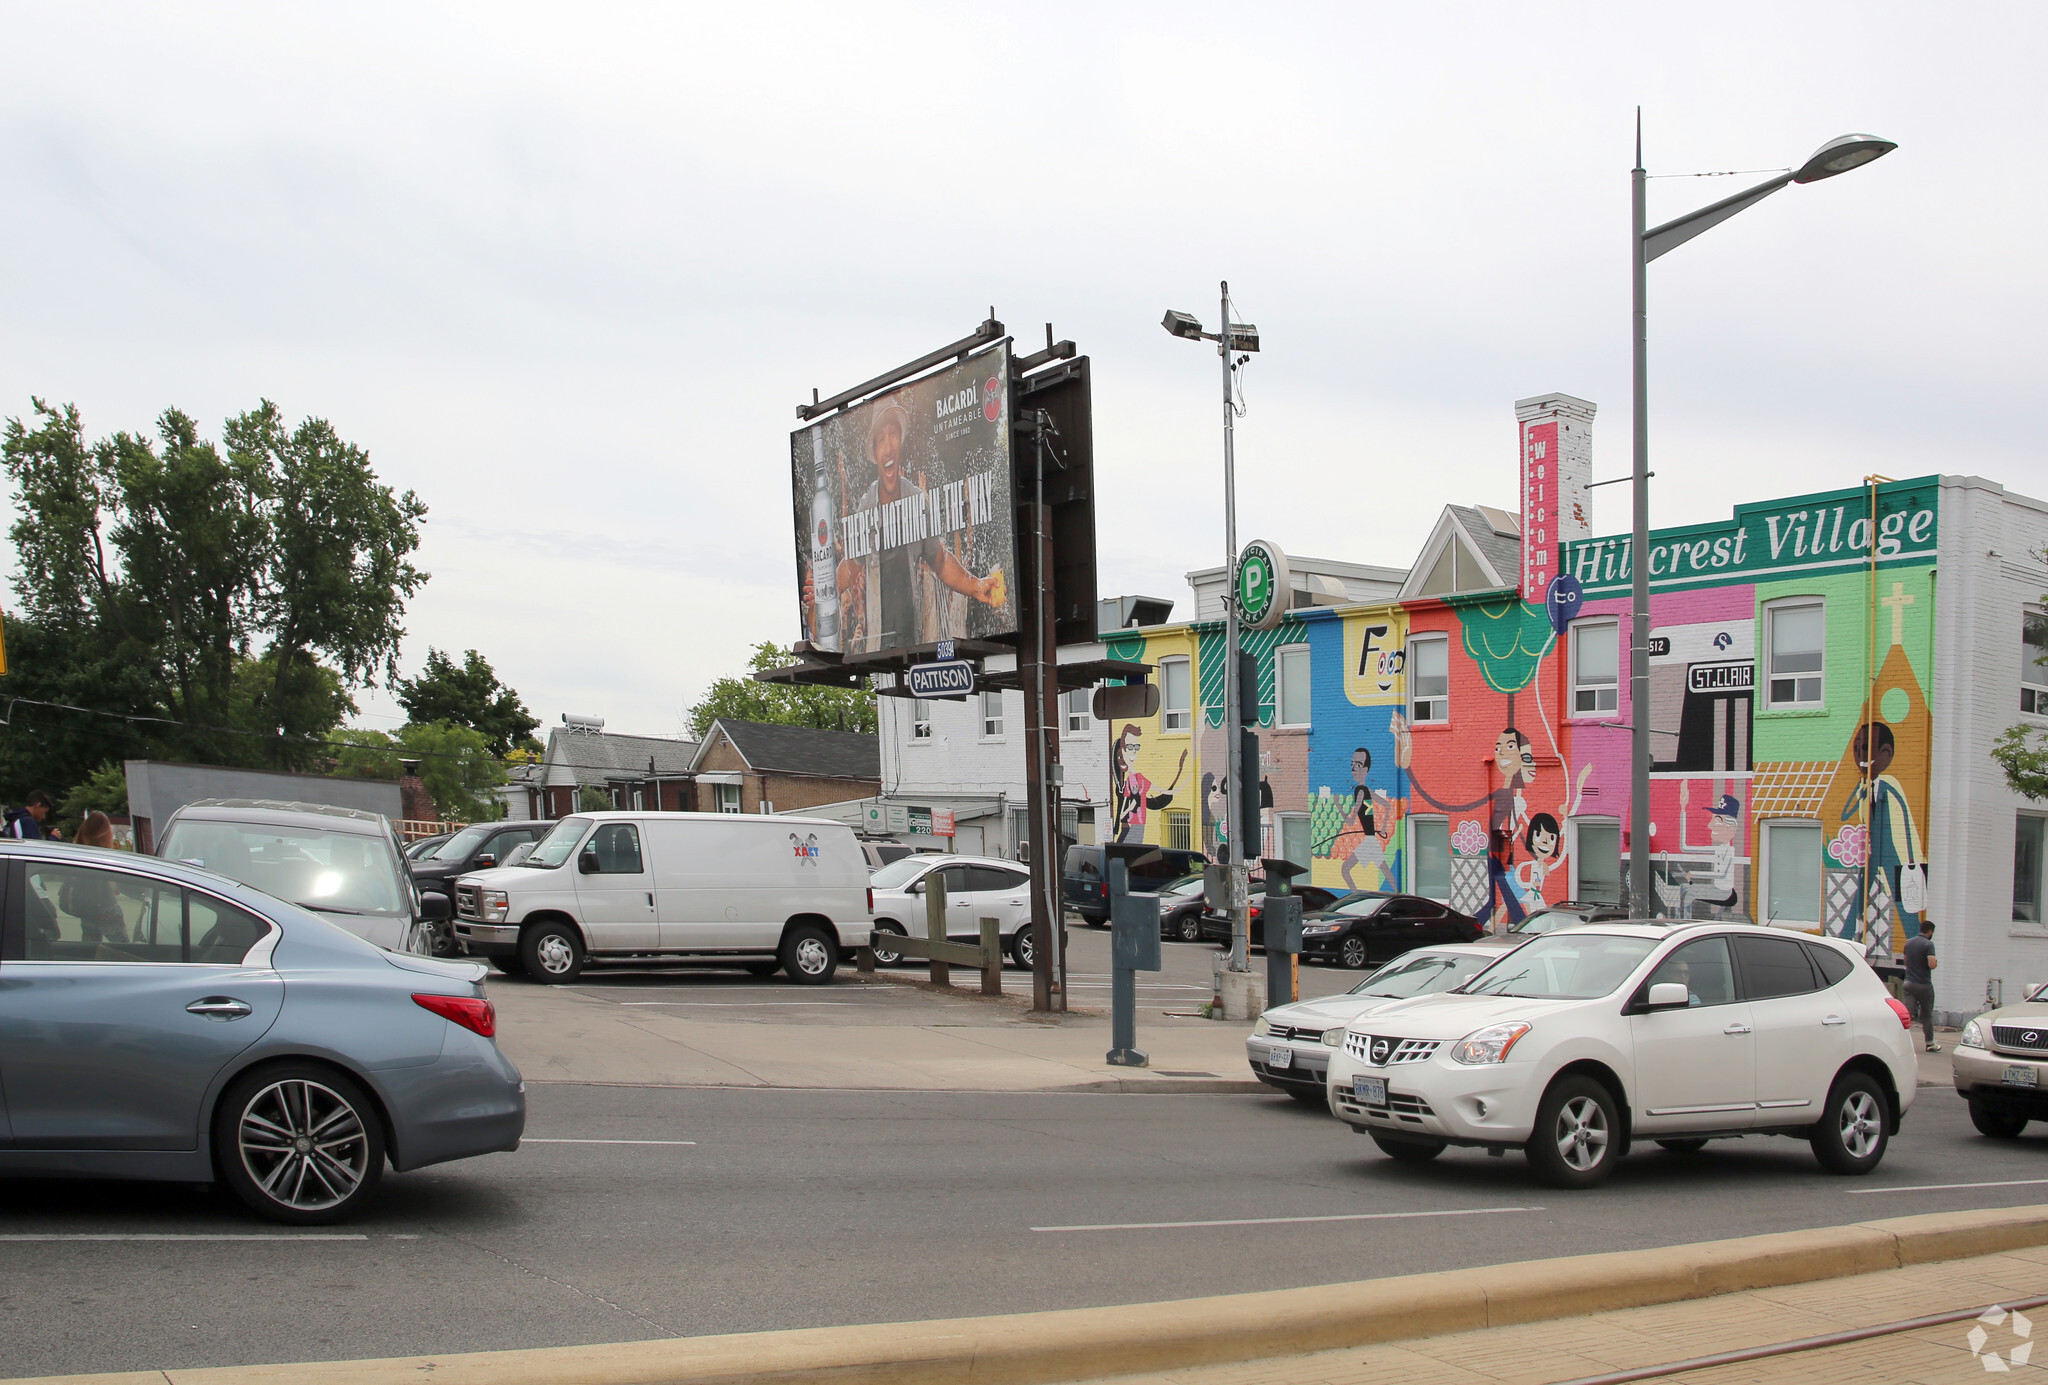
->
<box><xmin>578</xmin><ymin>848</ymin><xmax>600</xmax><ymax>875</ymax></box>
<box><xmin>1645</xmin><ymin>982</ymin><xmax>1690</xmax><ymax>1009</ymax></box>
<box><xmin>419</xmin><ymin>892</ymin><xmax>451</xmax><ymax>921</ymax></box>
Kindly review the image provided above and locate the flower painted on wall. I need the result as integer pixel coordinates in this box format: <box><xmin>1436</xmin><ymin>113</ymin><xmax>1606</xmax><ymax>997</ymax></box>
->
<box><xmin>1451</xmin><ymin>819</ymin><xmax>1490</xmax><ymax>857</ymax></box>
<box><xmin>1828</xmin><ymin>823</ymin><xmax>1869</xmax><ymax>869</ymax></box>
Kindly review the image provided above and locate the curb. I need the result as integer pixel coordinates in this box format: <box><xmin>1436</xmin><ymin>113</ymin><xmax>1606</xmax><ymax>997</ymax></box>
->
<box><xmin>17</xmin><ymin>1204</ymin><xmax>2048</xmax><ymax>1385</ymax></box>
<box><xmin>518</xmin><ymin>1076</ymin><xmax>1273</xmax><ymax>1096</ymax></box>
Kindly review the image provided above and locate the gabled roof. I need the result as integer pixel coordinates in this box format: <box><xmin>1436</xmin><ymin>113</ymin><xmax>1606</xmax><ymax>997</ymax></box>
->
<box><xmin>691</xmin><ymin>719</ymin><xmax>880</xmax><ymax>781</ymax></box>
<box><xmin>1398</xmin><ymin>505</ymin><xmax>1520</xmax><ymax>602</ymax></box>
<box><xmin>542</xmin><ymin>727</ymin><xmax>699</xmax><ymax>789</ymax></box>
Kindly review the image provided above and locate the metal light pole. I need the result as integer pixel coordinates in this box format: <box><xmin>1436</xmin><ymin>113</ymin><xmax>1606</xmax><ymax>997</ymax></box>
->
<box><xmin>1163</xmin><ymin>289</ymin><xmax>1260</xmax><ymax>971</ymax></box>
<box><xmin>1626</xmin><ymin>121</ymin><xmax>1895</xmax><ymax>916</ymax></box>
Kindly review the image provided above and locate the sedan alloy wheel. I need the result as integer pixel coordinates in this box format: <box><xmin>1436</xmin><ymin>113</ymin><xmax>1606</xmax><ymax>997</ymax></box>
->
<box><xmin>216</xmin><ymin>1064</ymin><xmax>386</xmax><ymax>1223</ymax></box>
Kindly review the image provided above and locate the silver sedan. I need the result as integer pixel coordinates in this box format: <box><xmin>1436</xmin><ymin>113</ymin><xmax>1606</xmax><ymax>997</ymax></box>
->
<box><xmin>0</xmin><ymin>841</ymin><xmax>525</xmax><ymax>1222</ymax></box>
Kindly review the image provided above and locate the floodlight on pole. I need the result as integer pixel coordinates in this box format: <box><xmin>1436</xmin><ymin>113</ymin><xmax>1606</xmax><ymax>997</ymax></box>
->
<box><xmin>1625</xmin><ymin>118</ymin><xmax>1894</xmax><ymax>922</ymax></box>
<box><xmin>1162</xmin><ymin>310</ymin><xmax>1205</xmax><ymax>341</ymax></box>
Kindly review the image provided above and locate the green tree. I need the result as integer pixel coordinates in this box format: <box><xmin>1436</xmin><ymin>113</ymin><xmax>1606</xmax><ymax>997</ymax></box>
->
<box><xmin>59</xmin><ymin>761</ymin><xmax>130</xmax><ymax>823</ymax></box>
<box><xmin>577</xmin><ymin>785</ymin><xmax>613</xmax><ymax>812</ymax></box>
<box><xmin>394</xmin><ymin>648</ymin><xmax>540</xmax><ymax>756</ymax></box>
<box><xmin>686</xmin><ymin>641</ymin><xmax>875</xmax><ymax>739</ymax></box>
<box><xmin>1993</xmin><ymin>595</ymin><xmax>2048</xmax><ymax>800</ymax></box>
<box><xmin>326</xmin><ymin>722</ymin><xmax>506</xmax><ymax>824</ymax></box>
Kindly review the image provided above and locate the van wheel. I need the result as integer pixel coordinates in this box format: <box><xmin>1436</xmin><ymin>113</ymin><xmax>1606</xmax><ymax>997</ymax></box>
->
<box><xmin>870</xmin><ymin>923</ymin><xmax>908</xmax><ymax>966</ymax></box>
<box><xmin>1525</xmin><ymin>1075</ymin><xmax>1618</xmax><ymax>1188</ymax></box>
<box><xmin>780</xmin><ymin>923</ymin><xmax>837</xmax><ymax>985</ymax></box>
<box><xmin>1011</xmin><ymin>924</ymin><xmax>1035</xmax><ymax>970</ymax></box>
<box><xmin>490</xmin><ymin>955</ymin><xmax>527</xmax><ymax>978</ymax></box>
<box><xmin>520</xmin><ymin>922</ymin><xmax>585</xmax><ymax>984</ymax></box>
<box><xmin>1811</xmin><ymin>1071</ymin><xmax>1889</xmax><ymax>1175</ymax></box>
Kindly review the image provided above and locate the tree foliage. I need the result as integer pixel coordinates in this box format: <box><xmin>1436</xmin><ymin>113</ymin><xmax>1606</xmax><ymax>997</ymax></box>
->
<box><xmin>327</xmin><ymin>722</ymin><xmax>508</xmax><ymax>825</ymax></box>
<box><xmin>1994</xmin><ymin>588</ymin><xmax>2048</xmax><ymax>801</ymax></box>
<box><xmin>395</xmin><ymin>648</ymin><xmax>540</xmax><ymax>756</ymax></box>
<box><xmin>0</xmin><ymin>397</ymin><xmax>425</xmax><ymax>800</ymax></box>
<box><xmin>685</xmin><ymin>641</ymin><xmax>875</xmax><ymax>740</ymax></box>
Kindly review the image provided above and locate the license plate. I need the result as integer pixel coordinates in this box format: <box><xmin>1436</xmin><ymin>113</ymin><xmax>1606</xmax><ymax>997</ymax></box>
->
<box><xmin>2005</xmin><ymin>1066</ymin><xmax>2039</xmax><ymax>1088</ymax></box>
<box><xmin>1266</xmin><ymin>1046</ymin><xmax>1291</xmax><ymax>1070</ymax></box>
<box><xmin>1353</xmin><ymin>1075</ymin><xmax>1387</xmax><ymax>1107</ymax></box>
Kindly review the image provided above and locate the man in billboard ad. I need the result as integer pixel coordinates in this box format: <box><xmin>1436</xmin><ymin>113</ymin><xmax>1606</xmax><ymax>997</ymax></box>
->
<box><xmin>794</xmin><ymin>343</ymin><xmax>1017</xmax><ymax>658</ymax></box>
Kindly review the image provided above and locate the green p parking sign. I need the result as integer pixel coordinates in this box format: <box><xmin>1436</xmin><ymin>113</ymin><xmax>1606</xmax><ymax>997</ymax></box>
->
<box><xmin>1235</xmin><ymin>540</ymin><xmax>1289</xmax><ymax>631</ymax></box>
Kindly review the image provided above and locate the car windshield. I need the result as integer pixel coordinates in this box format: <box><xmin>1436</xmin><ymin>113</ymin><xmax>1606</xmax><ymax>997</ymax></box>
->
<box><xmin>161</xmin><ymin>818</ymin><xmax>406</xmax><ymax>916</ymax></box>
<box><xmin>426</xmin><ymin>825</ymin><xmax>492</xmax><ymax>861</ymax></box>
<box><xmin>1351</xmin><ymin>951</ymin><xmax>1490</xmax><ymax>998</ymax></box>
<box><xmin>1510</xmin><ymin>907</ymin><xmax>1584</xmax><ymax>935</ymax></box>
<box><xmin>1330</xmin><ymin>894</ymin><xmax>1393</xmax><ymax>918</ymax></box>
<box><xmin>1157</xmin><ymin>874</ymin><xmax>1205</xmax><ymax>898</ymax></box>
<box><xmin>870</xmin><ymin>856</ymin><xmax>931</xmax><ymax>890</ymax></box>
<box><xmin>524</xmin><ymin>817</ymin><xmax>593</xmax><ymax>869</ymax></box>
<box><xmin>1458</xmin><ymin>933</ymin><xmax>1659</xmax><ymax>999</ymax></box>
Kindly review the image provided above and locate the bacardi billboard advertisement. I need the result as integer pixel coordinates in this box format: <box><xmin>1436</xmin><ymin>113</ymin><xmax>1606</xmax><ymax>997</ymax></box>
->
<box><xmin>794</xmin><ymin>342</ymin><xmax>1017</xmax><ymax>658</ymax></box>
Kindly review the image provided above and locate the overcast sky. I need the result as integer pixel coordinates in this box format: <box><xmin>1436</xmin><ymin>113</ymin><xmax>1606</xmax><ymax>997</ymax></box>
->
<box><xmin>3</xmin><ymin>2</ymin><xmax>2042</xmax><ymax>741</ymax></box>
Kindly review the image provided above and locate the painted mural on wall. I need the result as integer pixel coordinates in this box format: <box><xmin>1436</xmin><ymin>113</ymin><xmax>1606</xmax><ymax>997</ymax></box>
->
<box><xmin>1102</xmin><ymin>629</ymin><xmax>1198</xmax><ymax>854</ymax></box>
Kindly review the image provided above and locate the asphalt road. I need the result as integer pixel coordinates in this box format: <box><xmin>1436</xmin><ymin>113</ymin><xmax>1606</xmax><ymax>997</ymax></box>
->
<box><xmin>1</xmin><ymin>1080</ymin><xmax>2039</xmax><ymax>1378</ymax></box>
<box><xmin>1059</xmin><ymin>917</ymin><xmax>1369</xmax><ymax>1008</ymax></box>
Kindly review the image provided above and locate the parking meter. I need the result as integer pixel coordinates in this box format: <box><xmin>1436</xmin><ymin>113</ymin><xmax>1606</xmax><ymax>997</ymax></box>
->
<box><xmin>1260</xmin><ymin>857</ymin><xmax>1306</xmax><ymax>1006</ymax></box>
<box><xmin>1104</xmin><ymin>845</ymin><xmax>1163</xmax><ymax>1067</ymax></box>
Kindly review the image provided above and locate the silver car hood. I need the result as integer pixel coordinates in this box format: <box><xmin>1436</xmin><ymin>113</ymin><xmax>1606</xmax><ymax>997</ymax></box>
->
<box><xmin>1262</xmin><ymin>992</ymin><xmax>1417</xmax><ymax>1030</ymax></box>
<box><xmin>1343</xmin><ymin>991</ymin><xmax>1584</xmax><ymax>1037</ymax></box>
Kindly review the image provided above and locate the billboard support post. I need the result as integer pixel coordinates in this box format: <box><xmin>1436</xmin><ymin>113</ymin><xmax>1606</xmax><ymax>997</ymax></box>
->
<box><xmin>1021</xmin><ymin>410</ymin><xmax>1064</xmax><ymax>1013</ymax></box>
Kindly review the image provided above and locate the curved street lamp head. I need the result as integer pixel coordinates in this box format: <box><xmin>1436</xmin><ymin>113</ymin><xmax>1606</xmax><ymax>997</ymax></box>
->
<box><xmin>1792</xmin><ymin>134</ymin><xmax>1897</xmax><ymax>185</ymax></box>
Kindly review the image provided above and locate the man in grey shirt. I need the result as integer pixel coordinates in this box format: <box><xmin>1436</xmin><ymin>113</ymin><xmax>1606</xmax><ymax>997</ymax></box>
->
<box><xmin>1902</xmin><ymin>920</ymin><xmax>1939</xmax><ymax>1053</ymax></box>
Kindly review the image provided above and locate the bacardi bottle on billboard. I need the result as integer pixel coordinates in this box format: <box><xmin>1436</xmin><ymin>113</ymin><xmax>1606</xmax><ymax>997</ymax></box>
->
<box><xmin>809</xmin><ymin>428</ymin><xmax>839</xmax><ymax>648</ymax></box>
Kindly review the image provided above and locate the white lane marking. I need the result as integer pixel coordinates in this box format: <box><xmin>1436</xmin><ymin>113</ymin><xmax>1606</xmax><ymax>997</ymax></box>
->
<box><xmin>0</xmin><ymin>1233</ymin><xmax>420</xmax><ymax>1241</ymax></box>
<box><xmin>618</xmin><ymin>1001</ymin><xmax>855</xmax><ymax>1007</ymax></box>
<box><xmin>523</xmin><ymin>1138</ymin><xmax>697</xmax><ymax>1146</ymax></box>
<box><xmin>1850</xmin><ymin>1177</ymin><xmax>2048</xmax><ymax>1195</ymax></box>
<box><xmin>1032</xmin><ymin>1206</ymin><xmax>1541</xmax><ymax>1232</ymax></box>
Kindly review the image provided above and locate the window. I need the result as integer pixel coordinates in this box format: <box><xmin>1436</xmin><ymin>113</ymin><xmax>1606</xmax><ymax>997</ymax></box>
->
<box><xmin>981</xmin><ymin>690</ymin><xmax>1005</xmax><ymax>738</ymax></box>
<box><xmin>971</xmin><ymin>866</ymin><xmax>1028</xmax><ymax>894</ymax></box>
<box><xmin>585</xmin><ymin>823</ymin><xmax>644</xmax><ymax>873</ymax></box>
<box><xmin>2017</xmin><ymin>815</ymin><xmax>2046</xmax><ymax>923</ymax></box>
<box><xmin>2024</xmin><ymin>613</ymin><xmax>2048</xmax><ymax>714</ymax></box>
<box><xmin>1408</xmin><ymin>636</ymin><xmax>1449</xmax><ymax>723</ymax></box>
<box><xmin>1574</xmin><ymin>820</ymin><xmax>1622</xmax><ymax>904</ymax></box>
<box><xmin>1766</xmin><ymin>601</ymin><xmax>1825</xmax><ymax>707</ymax></box>
<box><xmin>1763</xmin><ymin>821</ymin><xmax>1823</xmax><ymax>924</ymax></box>
<box><xmin>1279</xmin><ymin>813</ymin><xmax>1310</xmax><ymax>869</ymax></box>
<box><xmin>159</xmin><ymin>817</ymin><xmax>407</xmax><ymax>916</ymax></box>
<box><xmin>1571</xmin><ymin>620</ymin><xmax>1619</xmax><ymax>714</ymax></box>
<box><xmin>1276</xmin><ymin>644</ymin><xmax>1311</xmax><ymax>727</ymax></box>
<box><xmin>1064</xmin><ymin>688</ymin><xmax>1091</xmax><ymax>734</ymax></box>
<box><xmin>22</xmin><ymin>863</ymin><xmax>270</xmax><ymax>964</ymax></box>
<box><xmin>1733</xmin><ymin>933</ymin><xmax>1820</xmax><ymax>999</ymax></box>
<box><xmin>1166</xmin><ymin>809</ymin><xmax>1192</xmax><ymax>852</ymax></box>
<box><xmin>715</xmin><ymin>783</ymin><xmax>740</xmax><ymax>814</ymax></box>
<box><xmin>1411</xmin><ymin>817</ymin><xmax>1450</xmax><ymax>900</ymax></box>
<box><xmin>1808</xmin><ymin>944</ymin><xmax>1853</xmax><ymax>987</ymax></box>
<box><xmin>913</xmin><ymin>701</ymin><xmax>933</xmax><ymax>739</ymax></box>
<box><xmin>1642</xmin><ymin>936</ymin><xmax>1737</xmax><ymax>1006</ymax></box>
<box><xmin>1161</xmin><ymin>658</ymin><xmax>1191</xmax><ymax>732</ymax></box>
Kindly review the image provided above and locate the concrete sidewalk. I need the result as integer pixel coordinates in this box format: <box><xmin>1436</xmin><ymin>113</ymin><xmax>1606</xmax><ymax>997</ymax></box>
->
<box><xmin>489</xmin><ymin>971</ymin><xmax>1961</xmax><ymax>1095</ymax></box>
<box><xmin>1059</xmin><ymin>1242</ymin><xmax>2048</xmax><ymax>1384</ymax></box>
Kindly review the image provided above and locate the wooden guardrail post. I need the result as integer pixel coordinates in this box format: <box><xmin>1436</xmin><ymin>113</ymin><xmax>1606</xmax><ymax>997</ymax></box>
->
<box><xmin>979</xmin><ymin>917</ymin><xmax>1002</xmax><ymax>997</ymax></box>
<box><xmin>926</xmin><ymin>872</ymin><xmax>951</xmax><ymax>988</ymax></box>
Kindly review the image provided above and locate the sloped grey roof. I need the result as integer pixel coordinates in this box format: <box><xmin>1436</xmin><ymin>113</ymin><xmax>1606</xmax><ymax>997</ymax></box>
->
<box><xmin>542</xmin><ymin>728</ymin><xmax>699</xmax><ymax>789</ymax></box>
<box><xmin>1446</xmin><ymin>505</ymin><xmax>1521</xmax><ymax>588</ymax></box>
<box><xmin>698</xmin><ymin>719</ymin><xmax>880</xmax><ymax>781</ymax></box>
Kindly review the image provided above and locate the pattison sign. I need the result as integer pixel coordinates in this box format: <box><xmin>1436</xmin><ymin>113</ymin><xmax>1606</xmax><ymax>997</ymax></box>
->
<box><xmin>1559</xmin><ymin>476</ymin><xmax>1939</xmax><ymax>596</ymax></box>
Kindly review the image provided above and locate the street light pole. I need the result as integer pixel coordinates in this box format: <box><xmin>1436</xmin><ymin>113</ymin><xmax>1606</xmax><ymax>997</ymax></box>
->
<box><xmin>1219</xmin><ymin>279</ymin><xmax>1249</xmax><ymax>973</ymax></box>
<box><xmin>1626</xmin><ymin>122</ymin><xmax>1895</xmax><ymax>917</ymax></box>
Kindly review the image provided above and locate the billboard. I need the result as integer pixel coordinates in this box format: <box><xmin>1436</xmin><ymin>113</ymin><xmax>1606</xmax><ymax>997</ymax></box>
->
<box><xmin>794</xmin><ymin>342</ymin><xmax>1017</xmax><ymax>658</ymax></box>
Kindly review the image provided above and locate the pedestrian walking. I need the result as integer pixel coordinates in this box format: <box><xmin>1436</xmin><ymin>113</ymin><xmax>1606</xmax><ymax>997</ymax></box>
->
<box><xmin>1902</xmin><ymin>920</ymin><xmax>1939</xmax><ymax>1053</ymax></box>
<box><xmin>4</xmin><ymin>790</ymin><xmax>53</xmax><ymax>839</ymax></box>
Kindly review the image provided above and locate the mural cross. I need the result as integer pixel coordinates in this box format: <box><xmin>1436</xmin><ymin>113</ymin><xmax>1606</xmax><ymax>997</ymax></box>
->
<box><xmin>1881</xmin><ymin>581</ymin><xmax>1914</xmax><ymax>647</ymax></box>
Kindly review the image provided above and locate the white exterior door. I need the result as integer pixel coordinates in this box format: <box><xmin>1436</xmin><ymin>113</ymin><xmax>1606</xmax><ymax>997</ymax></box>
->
<box><xmin>1734</xmin><ymin>933</ymin><xmax>1845</xmax><ymax>1119</ymax></box>
<box><xmin>1627</xmin><ymin>936</ymin><xmax>1757</xmax><ymax>1132</ymax></box>
<box><xmin>574</xmin><ymin>822</ymin><xmax>658</xmax><ymax>950</ymax></box>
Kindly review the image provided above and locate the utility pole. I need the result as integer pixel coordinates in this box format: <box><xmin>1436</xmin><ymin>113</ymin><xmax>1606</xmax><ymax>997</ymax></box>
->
<box><xmin>1628</xmin><ymin>117</ymin><xmax>1653</xmax><ymax>917</ymax></box>
<box><xmin>1219</xmin><ymin>281</ymin><xmax>1250</xmax><ymax>974</ymax></box>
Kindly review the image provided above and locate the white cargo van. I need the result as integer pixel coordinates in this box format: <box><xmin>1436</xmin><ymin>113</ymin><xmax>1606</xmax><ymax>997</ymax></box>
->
<box><xmin>449</xmin><ymin>812</ymin><xmax>872</xmax><ymax>985</ymax></box>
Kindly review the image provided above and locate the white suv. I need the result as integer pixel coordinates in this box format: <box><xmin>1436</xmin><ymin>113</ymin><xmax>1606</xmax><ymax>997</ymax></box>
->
<box><xmin>1325</xmin><ymin>923</ymin><xmax>1917</xmax><ymax>1187</ymax></box>
<box><xmin>867</xmin><ymin>855</ymin><xmax>1034</xmax><ymax>966</ymax></box>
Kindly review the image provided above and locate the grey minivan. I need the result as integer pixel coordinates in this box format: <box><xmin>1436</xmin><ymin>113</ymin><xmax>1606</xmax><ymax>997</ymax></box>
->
<box><xmin>158</xmin><ymin>799</ymin><xmax>448</xmax><ymax>955</ymax></box>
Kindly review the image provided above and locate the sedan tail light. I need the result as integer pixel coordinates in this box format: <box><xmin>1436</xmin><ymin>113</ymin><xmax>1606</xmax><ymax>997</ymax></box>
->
<box><xmin>415</xmin><ymin>992</ymin><xmax>496</xmax><ymax>1038</ymax></box>
<box><xmin>1885</xmin><ymin>997</ymin><xmax>1913</xmax><ymax>1030</ymax></box>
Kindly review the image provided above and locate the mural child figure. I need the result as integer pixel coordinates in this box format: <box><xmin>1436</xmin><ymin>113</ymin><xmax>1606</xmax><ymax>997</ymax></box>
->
<box><xmin>1327</xmin><ymin>746</ymin><xmax>1398</xmax><ymax>891</ymax></box>
<box><xmin>1509</xmin><ymin>812</ymin><xmax>1564</xmax><ymax>912</ymax></box>
<box><xmin>1677</xmin><ymin>782</ymin><xmax>1742</xmax><ymax>919</ymax></box>
<box><xmin>1840</xmin><ymin>720</ymin><xmax>1925</xmax><ymax>950</ymax></box>
<box><xmin>1393</xmin><ymin>715</ymin><xmax>1535</xmax><ymax>929</ymax></box>
<box><xmin>1112</xmin><ymin>723</ymin><xmax>1187</xmax><ymax>844</ymax></box>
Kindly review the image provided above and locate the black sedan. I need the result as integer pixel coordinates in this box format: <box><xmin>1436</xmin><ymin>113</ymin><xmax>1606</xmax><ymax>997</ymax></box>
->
<box><xmin>1297</xmin><ymin>892</ymin><xmax>1484</xmax><ymax>969</ymax></box>
<box><xmin>1154</xmin><ymin>874</ymin><xmax>1211</xmax><ymax>943</ymax></box>
<box><xmin>1195</xmin><ymin>885</ymin><xmax>1347</xmax><ymax>949</ymax></box>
